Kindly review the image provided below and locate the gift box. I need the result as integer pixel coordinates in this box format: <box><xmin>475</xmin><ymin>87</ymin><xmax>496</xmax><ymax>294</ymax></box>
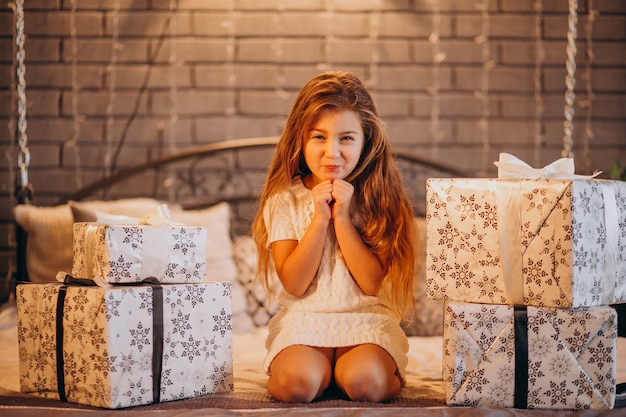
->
<box><xmin>17</xmin><ymin>279</ymin><xmax>233</xmax><ymax>408</ymax></box>
<box><xmin>443</xmin><ymin>301</ymin><xmax>617</xmax><ymax>410</ymax></box>
<box><xmin>72</xmin><ymin>222</ymin><xmax>207</xmax><ymax>284</ymax></box>
<box><xmin>426</xmin><ymin>175</ymin><xmax>626</xmax><ymax>307</ymax></box>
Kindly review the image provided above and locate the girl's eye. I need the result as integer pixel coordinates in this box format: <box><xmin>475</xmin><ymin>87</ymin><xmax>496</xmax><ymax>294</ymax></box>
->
<box><xmin>313</xmin><ymin>134</ymin><xmax>325</xmax><ymax>140</ymax></box>
<box><xmin>341</xmin><ymin>136</ymin><xmax>354</xmax><ymax>141</ymax></box>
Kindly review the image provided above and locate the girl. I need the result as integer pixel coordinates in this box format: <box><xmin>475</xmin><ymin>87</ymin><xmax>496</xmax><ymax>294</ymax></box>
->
<box><xmin>252</xmin><ymin>71</ymin><xmax>415</xmax><ymax>403</ymax></box>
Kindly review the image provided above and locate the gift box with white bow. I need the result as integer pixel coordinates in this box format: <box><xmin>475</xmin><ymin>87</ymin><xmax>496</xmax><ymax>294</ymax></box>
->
<box><xmin>426</xmin><ymin>153</ymin><xmax>626</xmax><ymax>307</ymax></box>
<box><xmin>16</xmin><ymin>277</ymin><xmax>234</xmax><ymax>409</ymax></box>
<box><xmin>72</xmin><ymin>205</ymin><xmax>207</xmax><ymax>284</ymax></box>
<box><xmin>443</xmin><ymin>301</ymin><xmax>617</xmax><ymax>410</ymax></box>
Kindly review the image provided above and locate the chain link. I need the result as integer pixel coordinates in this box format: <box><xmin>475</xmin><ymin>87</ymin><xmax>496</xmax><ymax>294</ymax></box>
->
<box><xmin>15</xmin><ymin>0</ymin><xmax>32</xmax><ymax>201</ymax></box>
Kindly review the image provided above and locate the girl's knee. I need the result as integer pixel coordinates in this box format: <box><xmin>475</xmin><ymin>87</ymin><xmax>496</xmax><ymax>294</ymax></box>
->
<box><xmin>268</xmin><ymin>345</ymin><xmax>334</xmax><ymax>403</ymax></box>
<box><xmin>334</xmin><ymin>345</ymin><xmax>401</xmax><ymax>402</ymax></box>
<box><xmin>338</xmin><ymin>367</ymin><xmax>400</xmax><ymax>402</ymax></box>
<box><xmin>268</xmin><ymin>368</ymin><xmax>329</xmax><ymax>403</ymax></box>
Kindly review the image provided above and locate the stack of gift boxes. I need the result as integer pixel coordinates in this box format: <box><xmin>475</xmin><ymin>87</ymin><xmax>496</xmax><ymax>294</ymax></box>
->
<box><xmin>16</xmin><ymin>206</ymin><xmax>234</xmax><ymax>408</ymax></box>
<box><xmin>425</xmin><ymin>155</ymin><xmax>626</xmax><ymax>410</ymax></box>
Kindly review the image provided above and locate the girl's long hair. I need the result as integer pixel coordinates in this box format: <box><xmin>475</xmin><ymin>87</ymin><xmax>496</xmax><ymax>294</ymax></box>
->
<box><xmin>252</xmin><ymin>71</ymin><xmax>415</xmax><ymax>317</ymax></box>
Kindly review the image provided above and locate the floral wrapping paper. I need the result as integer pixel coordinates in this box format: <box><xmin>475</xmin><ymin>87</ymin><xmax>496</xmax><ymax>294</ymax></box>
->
<box><xmin>16</xmin><ymin>281</ymin><xmax>233</xmax><ymax>409</ymax></box>
<box><xmin>72</xmin><ymin>222</ymin><xmax>207</xmax><ymax>284</ymax></box>
<box><xmin>443</xmin><ymin>301</ymin><xmax>617</xmax><ymax>410</ymax></box>
<box><xmin>426</xmin><ymin>178</ymin><xmax>626</xmax><ymax>307</ymax></box>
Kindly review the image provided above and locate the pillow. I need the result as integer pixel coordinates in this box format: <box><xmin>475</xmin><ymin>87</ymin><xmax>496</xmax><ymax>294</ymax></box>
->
<box><xmin>165</xmin><ymin>203</ymin><xmax>233</xmax><ymax>280</ymax></box>
<box><xmin>69</xmin><ymin>199</ymin><xmax>177</xmax><ymax>222</ymax></box>
<box><xmin>14</xmin><ymin>204</ymin><xmax>73</xmax><ymax>283</ymax></box>
<box><xmin>14</xmin><ymin>198</ymin><xmax>167</xmax><ymax>283</ymax></box>
<box><xmin>401</xmin><ymin>217</ymin><xmax>444</xmax><ymax>336</ymax></box>
<box><xmin>232</xmin><ymin>235</ymin><xmax>280</xmax><ymax>327</ymax></box>
<box><xmin>169</xmin><ymin>204</ymin><xmax>255</xmax><ymax>333</ymax></box>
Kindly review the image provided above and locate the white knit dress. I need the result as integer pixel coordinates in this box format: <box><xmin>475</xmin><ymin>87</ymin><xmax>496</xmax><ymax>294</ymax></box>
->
<box><xmin>262</xmin><ymin>177</ymin><xmax>409</xmax><ymax>384</ymax></box>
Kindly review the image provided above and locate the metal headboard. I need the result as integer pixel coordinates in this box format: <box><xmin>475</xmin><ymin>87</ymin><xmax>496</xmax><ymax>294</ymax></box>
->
<box><xmin>14</xmin><ymin>137</ymin><xmax>467</xmax><ymax>285</ymax></box>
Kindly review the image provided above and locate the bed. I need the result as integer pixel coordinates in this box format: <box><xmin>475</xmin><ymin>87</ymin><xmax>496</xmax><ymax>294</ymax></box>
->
<box><xmin>2</xmin><ymin>137</ymin><xmax>625</xmax><ymax>417</ymax></box>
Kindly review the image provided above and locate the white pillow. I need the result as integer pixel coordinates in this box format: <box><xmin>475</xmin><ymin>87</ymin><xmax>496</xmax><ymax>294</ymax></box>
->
<box><xmin>168</xmin><ymin>203</ymin><xmax>236</xmax><ymax>282</ymax></box>
<box><xmin>232</xmin><ymin>235</ymin><xmax>280</xmax><ymax>327</ymax></box>
<box><xmin>401</xmin><ymin>217</ymin><xmax>444</xmax><ymax>336</ymax></box>
<box><xmin>154</xmin><ymin>203</ymin><xmax>255</xmax><ymax>333</ymax></box>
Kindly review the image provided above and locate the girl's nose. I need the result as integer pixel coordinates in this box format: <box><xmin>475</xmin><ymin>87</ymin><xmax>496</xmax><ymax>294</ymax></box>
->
<box><xmin>325</xmin><ymin>138</ymin><xmax>340</xmax><ymax>157</ymax></box>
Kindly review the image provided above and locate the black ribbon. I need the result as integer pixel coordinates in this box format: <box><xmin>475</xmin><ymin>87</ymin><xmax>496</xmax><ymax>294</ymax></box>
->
<box><xmin>615</xmin><ymin>382</ymin><xmax>626</xmax><ymax>408</ymax></box>
<box><xmin>513</xmin><ymin>305</ymin><xmax>528</xmax><ymax>409</ymax></box>
<box><xmin>143</xmin><ymin>277</ymin><xmax>164</xmax><ymax>404</ymax></box>
<box><xmin>55</xmin><ymin>285</ymin><xmax>69</xmax><ymax>403</ymax></box>
<box><xmin>55</xmin><ymin>274</ymin><xmax>164</xmax><ymax>404</ymax></box>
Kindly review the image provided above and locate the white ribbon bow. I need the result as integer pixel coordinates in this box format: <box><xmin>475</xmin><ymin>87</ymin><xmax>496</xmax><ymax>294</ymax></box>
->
<box><xmin>494</xmin><ymin>152</ymin><xmax>601</xmax><ymax>179</ymax></box>
<box><xmin>66</xmin><ymin>204</ymin><xmax>182</xmax><ymax>285</ymax></box>
<box><xmin>140</xmin><ymin>204</ymin><xmax>176</xmax><ymax>225</ymax></box>
<box><xmin>92</xmin><ymin>204</ymin><xmax>179</xmax><ymax>226</ymax></box>
<box><xmin>493</xmin><ymin>152</ymin><xmax>616</xmax><ymax>306</ymax></box>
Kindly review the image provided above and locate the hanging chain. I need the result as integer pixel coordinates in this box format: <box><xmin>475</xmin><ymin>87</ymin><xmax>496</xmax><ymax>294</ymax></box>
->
<box><xmin>582</xmin><ymin>0</ymin><xmax>596</xmax><ymax>173</ymax></box>
<box><xmin>15</xmin><ymin>0</ymin><xmax>32</xmax><ymax>202</ymax></box>
<box><xmin>562</xmin><ymin>0</ymin><xmax>578</xmax><ymax>158</ymax></box>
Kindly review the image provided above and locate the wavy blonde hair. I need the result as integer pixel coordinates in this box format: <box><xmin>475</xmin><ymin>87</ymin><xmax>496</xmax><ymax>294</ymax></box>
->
<box><xmin>252</xmin><ymin>71</ymin><xmax>415</xmax><ymax>317</ymax></box>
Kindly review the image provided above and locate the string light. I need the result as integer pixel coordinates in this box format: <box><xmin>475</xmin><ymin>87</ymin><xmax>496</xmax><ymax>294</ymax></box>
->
<box><xmin>533</xmin><ymin>0</ymin><xmax>545</xmax><ymax>167</ymax></box>
<box><xmin>477</xmin><ymin>0</ymin><xmax>493</xmax><ymax>176</ymax></box>
<box><xmin>367</xmin><ymin>0</ymin><xmax>382</xmax><ymax>89</ymax></box>
<box><xmin>104</xmin><ymin>0</ymin><xmax>120</xmax><ymax>179</ymax></box>
<box><xmin>109</xmin><ymin>2</ymin><xmax>178</xmax><ymax>173</ymax></box>
<box><xmin>429</xmin><ymin>0</ymin><xmax>443</xmax><ymax>160</ymax></box>
<box><xmin>225</xmin><ymin>0</ymin><xmax>236</xmax><ymax>141</ymax></box>
<box><xmin>167</xmin><ymin>0</ymin><xmax>179</xmax><ymax>154</ymax></box>
<box><xmin>274</xmin><ymin>0</ymin><xmax>289</xmax><ymax>113</ymax></box>
<box><xmin>322</xmin><ymin>1</ymin><xmax>335</xmax><ymax>71</ymax></box>
<box><xmin>66</xmin><ymin>0</ymin><xmax>83</xmax><ymax>188</ymax></box>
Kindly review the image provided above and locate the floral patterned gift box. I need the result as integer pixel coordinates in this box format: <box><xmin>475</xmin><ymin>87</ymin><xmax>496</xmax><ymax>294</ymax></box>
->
<box><xmin>443</xmin><ymin>301</ymin><xmax>617</xmax><ymax>410</ymax></box>
<box><xmin>72</xmin><ymin>222</ymin><xmax>207</xmax><ymax>284</ymax></box>
<box><xmin>16</xmin><ymin>278</ymin><xmax>234</xmax><ymax>409</ymax></box>
<box><xmin>426</xmin><ymin>170</ymin><xmax>626</xmax><ymax>307</ymax></box>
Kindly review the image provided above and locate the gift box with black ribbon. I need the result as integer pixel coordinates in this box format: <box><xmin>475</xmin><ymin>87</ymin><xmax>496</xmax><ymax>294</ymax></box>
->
<box><xmin>426</xmin><ymin>153</ymin><xmax>626</xmax><ymax>308</ymax></box>
<box><xmin>16</xmin><ymin>276</ymin><xmax>233</xmax><ymax>408</ymax></box>
<box><xmin>443</xmin><ymin>301</ymin><xmax>617</xmax><ymax>410</ymax></box>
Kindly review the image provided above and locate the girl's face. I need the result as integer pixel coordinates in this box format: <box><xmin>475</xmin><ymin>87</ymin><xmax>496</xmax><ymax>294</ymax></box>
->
<box><xmin>303</xmin><ymin>109</ymin><xmax>364</xmax><ymax>186</ymax></box>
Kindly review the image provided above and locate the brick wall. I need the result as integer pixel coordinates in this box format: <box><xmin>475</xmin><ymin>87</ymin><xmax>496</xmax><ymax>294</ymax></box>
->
<box><xmin>0</xmin><ymin>0</ymin><xmax>625</xmax><ymax>300</ymax></box>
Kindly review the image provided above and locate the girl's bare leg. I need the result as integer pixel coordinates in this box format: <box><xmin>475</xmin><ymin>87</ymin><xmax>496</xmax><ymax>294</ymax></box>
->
<box><xmin>268</xmin><ymin>345</ymin><xmax>334</xmax><ymax>403</ymax></box>
<box><xmin>333</xmin><ymin>344</ymin><xmax>401</xmax><ymax>402</ymax></box>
